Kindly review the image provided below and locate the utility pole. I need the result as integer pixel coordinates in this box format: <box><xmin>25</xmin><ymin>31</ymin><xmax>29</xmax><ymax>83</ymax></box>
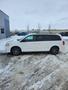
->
<box><xmin>48</xmin><ymin>24</ymin><xmax>51</xmax><ymax>34</ymax></box>
<box><xmin>27</xmin><ymin>25</ymin><xmax>30</xmax><ymax>33</ymax></box>
<box><xmin>37</xmin><ymin>23</ymin><xmax>41</xmax><ymax>33</ymax></box>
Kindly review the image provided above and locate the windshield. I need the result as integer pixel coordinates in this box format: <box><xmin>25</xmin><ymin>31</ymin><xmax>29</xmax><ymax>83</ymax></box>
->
<box><xmin>60</xmin><ymin>32</ymin><xmax>68</xmax><ymax>36</ymax></box>
<box><xmin>17</xmin><ymin>32</ymin><xmax>28</xmax><ymax>36</ymax></box>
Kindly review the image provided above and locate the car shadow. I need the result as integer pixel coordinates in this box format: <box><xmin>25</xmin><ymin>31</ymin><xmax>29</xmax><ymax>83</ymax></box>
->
<box><xmin>0</xmin><ymin>51</ymin><xmax>60</xmax><ymax>57</ymax></box>
<box><xmin>21</xmin><ymin>51</ymin><xmax>49</xmax><ymax>55</ymax></box>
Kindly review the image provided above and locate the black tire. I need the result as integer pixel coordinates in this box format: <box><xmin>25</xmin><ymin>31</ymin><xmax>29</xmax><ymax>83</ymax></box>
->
<box><xmin>11</xmin><ymin>47</ymin><xmax>21</xmax><ymax>55</ymax></box>
<box><xmin>50</xmin><ymin>46</ymin><xmax>59</xmax><ymax>55</ymax></box>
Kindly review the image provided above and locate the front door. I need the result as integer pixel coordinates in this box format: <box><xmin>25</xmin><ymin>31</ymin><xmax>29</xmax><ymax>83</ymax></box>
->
<box><xmin>20</xmin><ymin>35</ymin><xmax>37</xmax><ymax>52</ymax></box>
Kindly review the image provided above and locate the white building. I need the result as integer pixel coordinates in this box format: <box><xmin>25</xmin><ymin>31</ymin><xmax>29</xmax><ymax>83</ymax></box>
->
<box><xmin>0</xmin><ymin>10</ymin><xmax>10</xmax><ymax>39</ymax></box>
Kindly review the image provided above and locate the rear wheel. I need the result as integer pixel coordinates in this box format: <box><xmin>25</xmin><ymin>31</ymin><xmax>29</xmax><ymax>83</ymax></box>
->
<box><xmin>11</xmin><ymin>47</ymin><xmax>21</xmax><ymax>55</ymax></box>
<box><xmin>50</xmin><ymin>46</ymin><xmax>59</xmax><ymax>55</ymax></box>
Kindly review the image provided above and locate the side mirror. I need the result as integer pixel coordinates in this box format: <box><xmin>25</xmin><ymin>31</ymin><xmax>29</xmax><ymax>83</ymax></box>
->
<box><xmin>20</xmin><ymin>39</ymin><xmax>26</xmax><ymax>42</ymax></box>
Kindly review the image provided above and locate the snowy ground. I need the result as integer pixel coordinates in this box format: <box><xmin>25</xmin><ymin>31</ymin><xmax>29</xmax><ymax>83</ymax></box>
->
<box><xmin>0</xmin><ymin>39</ymin><xmax>68</xmax><ymax>90</ymax></box>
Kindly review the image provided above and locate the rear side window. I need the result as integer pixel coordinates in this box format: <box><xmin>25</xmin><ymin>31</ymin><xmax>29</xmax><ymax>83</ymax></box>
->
<box><xmin>48</xmin><ymin>35</ymin><xmax>61</xmax><ymax>40</ymax></box>
<box><xmin>35</xmin><ymin>35</ymin><xmax>44</xmax><ymax>41</ymax></box>
<box><xmin>34</xmin><ymin>35</ymin><xmax>61</xmax><ymax>41</ymax></box>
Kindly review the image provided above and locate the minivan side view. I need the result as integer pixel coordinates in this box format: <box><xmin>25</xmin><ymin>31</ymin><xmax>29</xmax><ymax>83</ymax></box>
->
<box><xmin>5</xmin><ymin>33</ymin><xmax>65</xmax><ymax>55</ymax></box>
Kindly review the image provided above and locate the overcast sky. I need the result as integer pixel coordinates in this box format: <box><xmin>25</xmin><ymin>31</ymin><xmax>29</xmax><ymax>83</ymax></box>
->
<box><xmin>0</xmin><ymin>0</ymin><xmax>68</xmax><ymax>30</ymax></box>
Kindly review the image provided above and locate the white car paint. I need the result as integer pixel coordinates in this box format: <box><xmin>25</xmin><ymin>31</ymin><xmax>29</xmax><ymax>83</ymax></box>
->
<box><xmin>5</xmin><ymin>33</ymin><xmax>64</xmax><ymax>53</ymax></box>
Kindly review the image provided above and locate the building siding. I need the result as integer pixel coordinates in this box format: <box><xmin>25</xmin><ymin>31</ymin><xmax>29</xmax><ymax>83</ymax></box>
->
<box><xmin>0</xmin><ymin>10</ymin><xmax>10</xmax><ymax>39</ymax></box>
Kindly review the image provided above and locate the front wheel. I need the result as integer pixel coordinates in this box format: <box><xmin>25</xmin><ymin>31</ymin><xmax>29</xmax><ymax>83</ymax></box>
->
<box><xmin>11</xmin><ymin>47</ymin><xmax>21</xmax><ymax>55</ymax></box>
<box><xmin>50</xmin><ymin>47</ymin><xmax>59</xmax><ymax>55</ymax></box>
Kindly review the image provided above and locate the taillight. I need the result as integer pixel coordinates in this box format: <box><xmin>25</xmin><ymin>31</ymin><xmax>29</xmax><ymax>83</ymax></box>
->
<box><xmin>63</xmin><ymin>41</ymin><xmax>65</xmax><ymax>45</ymax></box>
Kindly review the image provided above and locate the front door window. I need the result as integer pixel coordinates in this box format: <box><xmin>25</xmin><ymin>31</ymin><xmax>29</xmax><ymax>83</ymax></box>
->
<box><xmin>24</xmin><ymin>35</ymin><xmax>33</xmax><ymax>41</ymax></box>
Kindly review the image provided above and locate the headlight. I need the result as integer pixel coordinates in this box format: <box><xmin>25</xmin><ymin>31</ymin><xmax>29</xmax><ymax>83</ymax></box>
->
<box><xmin>5</xmin><ymin>43</ymin><xmax>10</xmax><ymax>46</ymax></box>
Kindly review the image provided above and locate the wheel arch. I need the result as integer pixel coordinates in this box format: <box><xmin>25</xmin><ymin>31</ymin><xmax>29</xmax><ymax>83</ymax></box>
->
<box><xmin>10</xmin><ymin>46</ymin><xmax>22</xmax><ymax>52</ymax></box>
<box><xmin>50</xmin><ymin>45</ymin><xmax>59</xmax><ymax>51</ymax></box>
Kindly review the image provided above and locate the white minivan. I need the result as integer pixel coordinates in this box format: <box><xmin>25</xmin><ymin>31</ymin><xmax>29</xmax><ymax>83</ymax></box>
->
<box><xmin>5</xmin><ymin>33</ymin><xmax>64</xmax><ymax>55</ymax></box>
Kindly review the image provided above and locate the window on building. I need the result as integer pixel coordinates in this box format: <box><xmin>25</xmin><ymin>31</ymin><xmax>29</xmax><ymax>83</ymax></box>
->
<box><xmin>1</xmin><ymin>28</ymin><xmax>4</xmax><ymax>34</ymax></box>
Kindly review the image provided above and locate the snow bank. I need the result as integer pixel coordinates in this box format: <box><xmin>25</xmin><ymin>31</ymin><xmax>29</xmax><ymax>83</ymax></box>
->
<box><xmin>29</xmin><ymin>62</ymin><xmax>68</xmax><ymax>90</ymax></box>
<box><xmin>0</xmin><ymin>42</ymin><xmax>68</xmax><ymax>90</ymax></box>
